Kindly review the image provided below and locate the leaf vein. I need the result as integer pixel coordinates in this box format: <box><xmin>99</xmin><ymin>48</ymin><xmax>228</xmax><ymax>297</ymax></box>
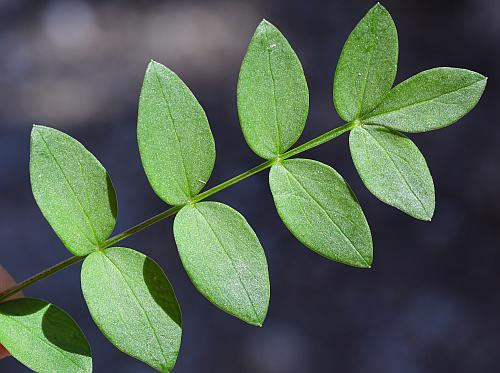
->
<box><xmin>38</xmin><ymin>131</ymin><xmax>100</xmax><ymax>248</ymax></box>
<box><xmin>151</xmin><ymin>62</ymin><xmax>193</xmax><ymax>199</ymax></box>
<box><xmin>263</xmin><ymin>23</ymin><xmax>282</xmax><ymax>155</ymax></box>
<box><xmin>282</xmin><ymin>165</ymin><xmax>369</xmax><ymax>266</ymax></box>
<box><xmin>103</xmin><ymin>253</ymin><xmax>169</xmax><ymax>369</ymax></box>
<box><xmin>364</xmin><ymin>78</ymin><xmax>485</xmax><ymax>120</ymax></box>
<box><xmin>0</xmin><ymin>309</ymin><xmax>88</xmax><ymax>371</ymax></box>
<box><xmin>362</xmin><ymin>128</ymin><xmax>428</xmax><ymax>215</ymax></box>
<box><xmin>195</xmin><ymin>206</ymin><xmax>260</xmax><ymax>323</ymax></box>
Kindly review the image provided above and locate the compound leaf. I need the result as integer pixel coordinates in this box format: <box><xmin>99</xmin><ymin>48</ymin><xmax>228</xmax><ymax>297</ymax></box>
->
<box><xmin>0</xmin><ymin>298</ymin><xmax>92</xmax><ymax>373</ymax></box>
<box><xmin>350</xmin><ymin>125</ymin><xmax>434</xmax><ymax>220</ymax></box>
<box><xmin>237</xmin><ymin>20</ymin><xmax>309</xmax><ymax>159</ymax></box>
<box><xmin>334</xmin><ymin>3</ymin><xmax>398</xmax><ymax>121</ymax></box>
<box><xmin>363</xmin><ymin>67</ymin><xmax>487</xmax><ymax>132</ymax></box>
<box><xmin>138</xmin><ymin>61</ymin><xmax>216</xmax><ymax>205</ymax></box>
<box><xmin>173</xmin><ymin>202</ymin><xmax>269</xmax><ymax>326</ymax></box>
<box><xmin>81</xmin><ymin>247</ymin><xmax>182</xmax><ymax>373</ymax></box>
<box><xmin>269</xmin><ymin>158</ymin><xmax>372</xmax><ymax>268</ymax></box>
<box><xmin>30</xmin><ymin>126</ymin><xmax>117</xmax><ymax>256</ymax></box>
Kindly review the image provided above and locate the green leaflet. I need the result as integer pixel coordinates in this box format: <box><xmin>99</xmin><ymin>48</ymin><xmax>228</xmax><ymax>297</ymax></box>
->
<box><xmin>237</xmin><ymin>20</ymin><xmax>309</xmax><ymax>159</ymax></box>
<box><xmin>269</xmin><ymin>158</ymin><xmax>372</xmax><ymax>268</ymax></box>
<box><xmin>350</xmin><ymin>125</ymin><xmax>435</xmax><ymax>221</ymax></box>
<box><xmin>30</xmin><ymin>126</ymin><xmax>117</xmax><ymax>256</ymax></box>
<box><xmin>333</xmin><ymin>3</ymin><xmax>398</xmax><ymax>121</ymax></box>
<box><xmin>81</xmin><ymin>247</ymin><xmax>182</xmax><ymax>373</ymax></box>
<box><xmin>173</xmin><ymin>202</ymin><xmax>270</xmax><ymax>326</ymax></box>
<box><xmin>363</xmin><ymin>67</ymin><xmax>487</xmax><ymax>132</ymax></box>
<box><xmin>138</xmin><ymin>61</ymin><xmax>216</xmax><ymax>205</ymax></box>
<box><xmin>0</xmin><ymin>298</ymin><xmax>92</xmax><ymax>373</ymax></box>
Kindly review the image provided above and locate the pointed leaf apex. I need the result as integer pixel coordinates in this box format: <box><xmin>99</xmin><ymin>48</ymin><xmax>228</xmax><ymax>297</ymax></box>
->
<box><xmin>147</xmin><ymin>60</ymin><xmax>171</xmax><ymax>75</ymax></box>
<box><xmin>31</xmin><ymin>125</ymin><xmax>54</xmax><ymax>139</ymax></box>
<box><xmin>31</xmin><ymin>124</ymin><xmax>46</xmax><ymax>132</ymax></box>
<box><xmin>147</xmin><ymin>59</ymin><xmax>161</xmax><ymax>69</ymax></box>
<box><xmin>422</xmin><ymin>213</ymin><xmax>433</xmax><ymax>222</ymax></box>
<box><xmin>257</xmin><ymin>19</ymin><xmax>274</xmax><ymax>31</ymax></box>
<box><xmin>31</xmin><ymin>125</ymin><xmax>40</xmax><ymax>136</ymax></box>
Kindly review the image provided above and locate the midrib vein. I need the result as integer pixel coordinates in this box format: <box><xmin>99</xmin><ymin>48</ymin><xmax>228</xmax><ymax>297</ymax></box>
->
<box><xmin>263</xmin><ymin>25</ymin><xmax>282</xmax><ymax>155</ymax></box>
<box><xmin>195</xmin><ymin>207</ymin><xmax>260</xmax><ymax>322</ymax></box>
<box><xmin>363</xmin><ymin>128</ymin><xmax>428</xmax><ymax>214</ymax></box>
<box><xmin>38</xmin><ymin>133</ymin><xmax>100</xmax><ymax>247</ymax></box>
<box><xmin>151</xmin><ymin>63</ymin><xmax>193</xmax><ymax>199</ymax></box>
<box><xmin>283</xmin><ymin>166</ymin><xmax>369</xmax><ymax>266</ymax></box>
<box><xmin>104</xmin><ymin>253</ymin><xmax>169</xmax><ymax>369</ymax></box>
<box><xmin>364</xmin><ymin>78</ymin><xmax>485</xmax><ymax>119</ymax></box>
<box><xmin>356</xmin><ymin>13</ymin><xmax>379</xmax><ymax>118</ymax></box>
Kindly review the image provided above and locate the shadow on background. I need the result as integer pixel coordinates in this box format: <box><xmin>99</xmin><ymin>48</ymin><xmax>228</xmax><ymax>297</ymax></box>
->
<box><xmin>0</xmin><ymin>0</ymin><xmax>498</xmax><ymax>372</ymax></box>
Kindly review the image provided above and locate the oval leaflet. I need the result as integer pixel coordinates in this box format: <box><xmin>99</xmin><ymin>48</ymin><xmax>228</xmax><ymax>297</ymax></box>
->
<box><xmin>350</xmin><ymin>125</ymin><xmax>435</xmax><ymax>220</ymax></box>
<box><xmin>269</xmin><ymin>158</ymin><xmax>373</xmax><ymax>268</ymax></box>
<box><xmin>30</xmin><ymin>126</ymin><xmax>117</xmax><ymax>256</ymax></box>
<box><xmin>237</xmin><ymin>20</ymin><xmax>309</xmax><ymax>159</ymax></box>
<box><xmin>138</xmin><ymin>61</ymin><xmax>216</xmax><ymax>205</ymax></box>
<box><xmin>174</xmin><ymin>201</ymin><xmax>270</xmax><ymax>326</ymax></box>
<box><xmin>81</xmin><ymin>247</ymin><xmax>182</xmax><ymax>373</ymax></box>
<box><xmin>363</xmin><ymin>67</ymin><xmax>487</xmax><ymax>132</ymax></box>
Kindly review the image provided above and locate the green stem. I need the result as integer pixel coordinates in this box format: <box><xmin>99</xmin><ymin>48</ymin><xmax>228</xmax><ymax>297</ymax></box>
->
<box><xmin>102</xmin><ymin>205</ymin><xmax>183</xmax><ymax>248</ymax></box>
<box><xmin>0</xmin><ymin>121</ymin><xmax>354</xmax><ymax>301</ymax></box>
<box><xmin>281</xmin><ymin>121</ymin><xmax>355</xmax><ymax>159</ymax></box>
<box><xmin>0</xmin><ymin>256</ymin><xmax>83</xmax><ymax>302</ymax></box>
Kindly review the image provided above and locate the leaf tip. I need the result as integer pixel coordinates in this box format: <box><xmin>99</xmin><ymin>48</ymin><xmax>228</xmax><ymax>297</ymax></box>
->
<box><xmin>147</xmin><ymin>59</ymin><xmax>170</xmax><ymax>75</ymax></box>
<box><xmin>372</xmin><ymin>2</ymin><xmax>387</xmax><ymax>11</ymax></box>
<box><xmin>414</xmin><ymin>209</ymin><xmax>433</xmax><ymax>222</ymax></box>
<box><xmin>422</xmin><ymin>203</ymin><xmax>435</xmax><ymax>222</ymax></box>
<box><xmin>249</xmin><ymin>318</ymin><xmax>264</xmax><ymax>328</ymax></box>
<box><xmin>355</xmin><ymin>251</ymin><xmax>373</xmax><ymax>268</ymax></box>
<box><xmin>369</xmin><ymin>2</ymin><xmax>392</xmax><ymax>19</ymax></box>
<box><xmin>258</xmin><ymin>18</ymin><xmax>276</xmax><ymax>32</ymax></box>
<box><xmin>481</xmin><ymin>75</ymin><xmax>488</xmax><ymax>86</ymax></box>
<box><xmin>147</xmin><ymin>59</ymin><xmax>160</xmax><ymax>69</ymax></box>
<box><xmin>30</xmin><ymin>124</ymin><xmax>51</xmax><ymax>139</ymax></box>
<box><xmin>31</xmin><ymin>124</ymin><xmax>44</xmax><ymax>132</ymax></box>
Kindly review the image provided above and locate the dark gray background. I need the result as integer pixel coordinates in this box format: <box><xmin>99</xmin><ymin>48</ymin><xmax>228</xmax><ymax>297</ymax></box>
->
<box><xmin>0</xmin><ymin>0</ymin><xmax>498</xmax><ymax>372</ymax></box>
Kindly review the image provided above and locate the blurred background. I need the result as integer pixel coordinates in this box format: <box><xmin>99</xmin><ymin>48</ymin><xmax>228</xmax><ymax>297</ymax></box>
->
<box><xmin>0</xmin><ymin>0</ymin><xmax>498</xmax><ymax>372</ymax></box>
